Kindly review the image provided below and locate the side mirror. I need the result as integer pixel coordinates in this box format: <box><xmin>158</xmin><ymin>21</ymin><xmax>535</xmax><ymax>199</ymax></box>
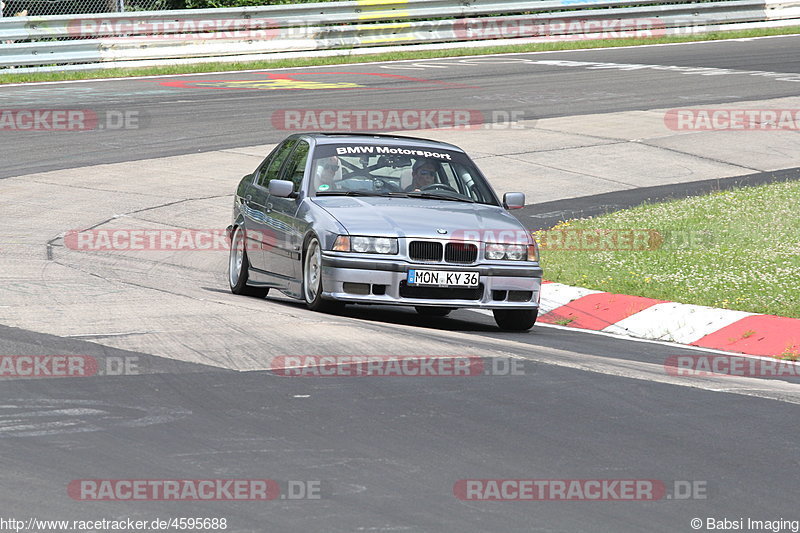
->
<box><xmin>503</xmin><ymin>192</ymin><xmax>525</xmax><ymax>210</ymax></box>
<box><xmin>269</xmin><ymin>179</ymin><xmax>295</xmax><ymax>198</ymax></box>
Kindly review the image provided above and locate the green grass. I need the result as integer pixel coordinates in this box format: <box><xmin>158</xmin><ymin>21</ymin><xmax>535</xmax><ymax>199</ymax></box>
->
<box><xmin>535</xmin><ymin>180</ymin><xmax>800</xmax><ymax>318</ymax></box>
<box><xmin>1</xmin><ymin>25</ymin><xmax>799</xmax><ymax>84</ymax></box>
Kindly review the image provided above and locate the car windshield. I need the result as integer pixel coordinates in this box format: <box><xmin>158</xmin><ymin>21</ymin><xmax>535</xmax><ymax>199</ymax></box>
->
<box><xmin>310</xmin><ymin>143</ymin><xmax>499</xmax><ymax>205</ymax></box>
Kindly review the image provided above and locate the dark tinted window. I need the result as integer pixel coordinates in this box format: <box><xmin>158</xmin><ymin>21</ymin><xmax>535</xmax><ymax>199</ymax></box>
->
<box><xmin>256</xmin><ymin>139</ymin><xmax>298</xmax><ymax>187</ymax></box>
<box><xmin>279</xmin><ymin>140</ymin><xmax>310</xmax><ymax>191</ymax></box>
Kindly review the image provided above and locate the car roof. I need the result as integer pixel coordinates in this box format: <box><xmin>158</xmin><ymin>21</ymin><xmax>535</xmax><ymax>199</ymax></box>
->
<box><xmin>301</xmin><ymin>133</ymin><xmax>465</xmax><ymax>153</ymax></box>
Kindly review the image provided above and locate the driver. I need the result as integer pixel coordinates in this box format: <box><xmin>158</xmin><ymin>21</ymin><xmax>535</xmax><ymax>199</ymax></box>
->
<box><xmin>405</xmin><ymin>159</ymin><xmax>438</xmax><ymax>192</ymax></box>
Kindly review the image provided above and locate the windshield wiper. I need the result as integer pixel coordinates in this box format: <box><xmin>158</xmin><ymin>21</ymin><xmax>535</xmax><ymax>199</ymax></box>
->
<box><xmin>316</xmin><ymin>191</ymin><xmax>381</xmax><ymax>196</ymax></box>
<box><xmin>406</xmin><ymin>192</ymin><xmax>475</xmax><ymax>203</ymax></box>
<box><xmin>316</xmin><ymin>191</ymin><xmax>412</xmax><ymax>198</ymax></box>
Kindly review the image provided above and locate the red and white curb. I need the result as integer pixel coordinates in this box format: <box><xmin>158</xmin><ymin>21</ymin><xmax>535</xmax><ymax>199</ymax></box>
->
<box><xmin>538</xmin><ymin>282</ymin><xmax>800</xmax><ymax>359</ymax></box>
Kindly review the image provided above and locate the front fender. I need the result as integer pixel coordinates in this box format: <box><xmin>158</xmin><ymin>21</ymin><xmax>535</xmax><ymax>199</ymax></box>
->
<box><xmin>298</xmin><ymin>199</ymin><xmax>348</xmax><ymax>251</ymax></box>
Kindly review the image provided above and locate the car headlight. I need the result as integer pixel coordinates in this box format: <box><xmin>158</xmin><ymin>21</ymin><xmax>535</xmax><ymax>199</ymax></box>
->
<box><xmin>352</xmin><ymin>236</ymin><xmax>372</xmax><ymax>253</ymax></box>
<box><xmin>373</xmin><ymin>237</ymin><xmax>396</xmax><ymax>254</ymax></box>
<box><xmin>485</xmin><ymin>243</ymin><xmax>506</xmax><ymax>260</ymax></box>
<box><xmin>333</xmin><ymin>235</ymin><xmax>398</xmax><ymax>254</ymax></box>
<box><xmin>507</xmin><ymin>244</ymin><xmax>527</xmax><ymax>261</ymax></box>
<box><xmin>485</xmin><ymin>242</ymin><xmax>538</xmax><ymax>261</ymax></box>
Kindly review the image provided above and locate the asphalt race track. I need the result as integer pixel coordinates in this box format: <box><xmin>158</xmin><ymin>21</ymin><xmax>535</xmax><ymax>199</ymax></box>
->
<box><xmin>1</xmin><ymin>36</ymin><xmax>800</xmax><ymax>532</ymax></box>
<box><xmin>4</xmin><ymin>35</ymin><xmax>800</xmax><ymax>178</ymax></box>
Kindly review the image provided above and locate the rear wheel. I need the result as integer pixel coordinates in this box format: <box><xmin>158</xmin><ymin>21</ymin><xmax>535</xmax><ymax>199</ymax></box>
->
<box><xmin>493</xmin><ymin>309</ymin><xmax>537</xmax><ymax>331</ymax></box>
<box><xmin>414</xmin><ymin>306</ymin><xmax>453</xmax><ymax>317</ymax></box>
<box><xmin>229</xmin><ymin>226</ymin><xmax>269</xmax><ymax>298</ymax></box>
<box><xmin>303</xmin><ymin>236</ymin><xmax>343</xmax><ymax>313</ymax></box>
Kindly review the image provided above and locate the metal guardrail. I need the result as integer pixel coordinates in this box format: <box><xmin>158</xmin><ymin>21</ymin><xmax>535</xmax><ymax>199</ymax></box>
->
<box><xmin>1</xmin><ymin>0</ymin><xmax>799</xmax><ymax>71</ymax></box>
<box><xmin>0</xmin><ymin>0</ymin><xmax>707</xmax><ymax>41</ymax></box>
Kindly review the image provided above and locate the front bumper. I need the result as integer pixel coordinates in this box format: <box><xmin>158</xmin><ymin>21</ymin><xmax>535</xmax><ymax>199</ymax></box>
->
<box><xmin>321</xmin><ymin>253</ymin><xmax>542</xmax><ymax>309</ymax></box>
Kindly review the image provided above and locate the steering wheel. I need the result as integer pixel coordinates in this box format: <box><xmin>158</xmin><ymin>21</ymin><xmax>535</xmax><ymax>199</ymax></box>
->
<box><xmin>421</xmin><ymin>183</ymin><xmax>458</xmax><ymax>193</ymax></box>
<box><xmin>372</xmin><ymin>178</ymin><xmax>401</xmax><ymax>192</ymax></box>
<box><xmin>344</xmin><ymin>170</ymin><xmax>373</xmax><ymax>179</ymax></box>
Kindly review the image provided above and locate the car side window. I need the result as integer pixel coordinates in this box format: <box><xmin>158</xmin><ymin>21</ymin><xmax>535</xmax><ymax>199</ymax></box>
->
<box><xmin>257</xmin><ymin>139</ymin><xmax>298</xmax><ymax>188</ymax></box>
<box><xmin>279</xmin><ymin>140</ymin><xmax>310</xmax><ymax>191</ymax></box>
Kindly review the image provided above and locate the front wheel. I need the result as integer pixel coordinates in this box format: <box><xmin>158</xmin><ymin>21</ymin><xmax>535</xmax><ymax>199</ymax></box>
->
<box><xmin>303</xmin><ymin>236</ymin><xmax>343</xmax><ymax>313</ymax></box>
<box><xmin>493</xmin><ymin>309</ymin><xmax>537</xmax><ymax>331</ymax></box>
<box><xmin>229</xmin><ymin>226</ymin><xmax>269</xmax><ymax>298</ymax></box>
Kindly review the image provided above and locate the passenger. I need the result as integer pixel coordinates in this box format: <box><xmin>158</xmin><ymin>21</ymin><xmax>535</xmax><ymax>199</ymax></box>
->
<box><xmin>315</xmin><ymin>156</ymin><xmax>342</xmax><ymax>191</ymax></box>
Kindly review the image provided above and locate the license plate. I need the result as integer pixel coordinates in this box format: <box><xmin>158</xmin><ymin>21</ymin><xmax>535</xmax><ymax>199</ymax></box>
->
<box><xmin>407</xmin><ymin>269</ymin><xmax>479</xmax><ymax>287</ymax></box>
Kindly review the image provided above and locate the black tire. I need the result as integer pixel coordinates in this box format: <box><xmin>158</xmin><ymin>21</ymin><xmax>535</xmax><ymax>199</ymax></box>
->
<box><xmin>303</xmin><ymin>236</ymin><xmax>344</xmax><ymax>313</ymax></box>
<box><xmin>493</xmin><ymin>309</ymin><xmax>538</xmax><ymax>331</ymax></box>
<box><xmin>229</xmin><ymin>226</ymin><xmax>269</xmax><ymax>298</ymax></box>
<box><xmin>414</xmin><ymin>306</ymin><xmax>453</xmax><ymax>317</ymax></box>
